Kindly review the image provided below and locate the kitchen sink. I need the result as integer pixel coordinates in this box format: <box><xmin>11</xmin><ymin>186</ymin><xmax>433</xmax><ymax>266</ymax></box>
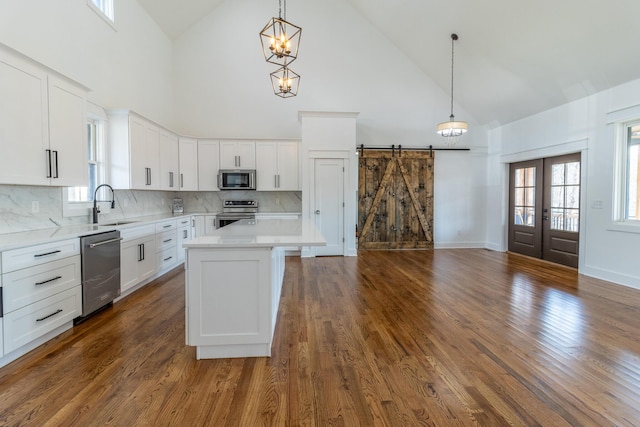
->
<box><xmin>98</xmin><ymin>220</ymin><xmax>139</xmax><ymax>226</ymax></box>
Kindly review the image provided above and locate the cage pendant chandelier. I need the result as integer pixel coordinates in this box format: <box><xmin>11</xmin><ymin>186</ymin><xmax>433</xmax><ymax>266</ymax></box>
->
<box><xmin>259</xmin><ymin>0</ymin><xmax>302</xmax><ymax>67</ymax></box>
<box><xmin>270</xmin><ymin>65</ymin><xmax>300</xmax><ymax>98</ymax></box>
<box><xmin>436</xmin><ymin>33</ymin><xmax>468</xmax><ymax>144</ymax></box>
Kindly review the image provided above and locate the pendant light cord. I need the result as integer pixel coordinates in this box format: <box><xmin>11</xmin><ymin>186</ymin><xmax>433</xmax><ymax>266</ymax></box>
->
<box><xmin>449</xmin><ymin>34</ymin><xmax>457</xmax><ymax>120</ymax></box>
<box><xmin>278</xmin><ymin>0</ymin><xmax>287</xmax><ymax>20</ymax></box>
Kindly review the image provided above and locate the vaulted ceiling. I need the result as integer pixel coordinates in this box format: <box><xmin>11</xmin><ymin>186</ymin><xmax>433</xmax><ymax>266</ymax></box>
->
<box><xmin>138</xmin><ymin>0</ymin><xmax>640</xmax><ymax>127</ymax></box>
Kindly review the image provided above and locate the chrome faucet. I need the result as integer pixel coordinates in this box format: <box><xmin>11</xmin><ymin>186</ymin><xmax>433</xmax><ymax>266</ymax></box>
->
<box><xmin>92</xmin><ymin>184</ymin><xmax>115</xmax><ymax>224</ymax></box>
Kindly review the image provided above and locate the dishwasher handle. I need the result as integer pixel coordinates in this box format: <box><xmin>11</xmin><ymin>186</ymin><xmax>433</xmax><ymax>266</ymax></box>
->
<box><xmin>88</xmin><ymin>237</ymin><xmax>123</xmax><ymax>248</ymax></box>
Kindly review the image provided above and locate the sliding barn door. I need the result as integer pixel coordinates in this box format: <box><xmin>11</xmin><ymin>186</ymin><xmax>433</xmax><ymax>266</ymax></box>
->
<box><xmin>358</xmin><ymin>150</ymin><xmax>434</xmax><ymax>249</ymax></box>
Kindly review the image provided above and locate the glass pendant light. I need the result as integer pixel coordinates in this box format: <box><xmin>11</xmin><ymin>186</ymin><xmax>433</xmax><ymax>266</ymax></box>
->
<box><xmin>436</xmin><ymin>33</ymin><xmax>468</xmax><ymax>145</ymax></box>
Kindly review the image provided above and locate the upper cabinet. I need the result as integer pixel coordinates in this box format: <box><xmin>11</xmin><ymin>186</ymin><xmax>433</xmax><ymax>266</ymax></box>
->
<box><xmin>197</xmin><ymin>139</ymin><xmax>220</xmax><ymax>191</ymax></box>
<box><xmin>159</xmin><ymin>129</ymin><xmax>179</xmax><ymax>191</ymax></box>
<box><xmin>179</xmin><ymin>137</ymin><xmax>199</xmax><ymax>191</ymax></box>
<box><xmin>256</xmin><ymin>141</ymin><xmax>300</xmax><ymax>191</ymax></box>
<box><xmin>0</xmin><ymin>46</ymin><xmax>88</xmax><ymax>187</ymax></box>
<box><xmin>219</xmin><ymin>140</ymin><xmax>256</xmax><ymax>169</ymax></box>
<box><xmin>108</xmin><ymin>111</ymin><xmax>162</xmax><ymax>190</ymax></box>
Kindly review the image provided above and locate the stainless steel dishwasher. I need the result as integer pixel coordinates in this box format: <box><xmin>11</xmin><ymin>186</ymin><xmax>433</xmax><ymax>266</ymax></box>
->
<box><xmin>76</xmin><ymin>230</ymin><xmax>122</xmax><ymax>322</ymax></box>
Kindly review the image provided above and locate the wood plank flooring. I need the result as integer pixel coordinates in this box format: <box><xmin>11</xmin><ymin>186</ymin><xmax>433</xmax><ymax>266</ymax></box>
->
<box><xmin>1</xmin><ymin>249</ymin><xmax>640</xmax><ymax>426</ymax></box>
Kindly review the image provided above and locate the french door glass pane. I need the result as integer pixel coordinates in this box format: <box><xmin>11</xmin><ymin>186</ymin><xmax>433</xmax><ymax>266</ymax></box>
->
<box><xmin>566</xmin><ymin>162</ymin><xmax>580</xmax><ymax>185</ymax></box>
<box><xmin>515</xmin><ymin>168</ymin><xmax>524</xmax><ymax>187</ymax></box>
<box><xmin>515</xmin><ymin>188</ymin><xmax>524</xmax><ymax>206</ymax></box>
<box><xmin>551</xmin><ymin>187</ymin><xmax>564</xmax><ymax>207</ymax></box>
<box><xmin>524</xmin><ymin>167</ymin><xmax>535</xmax><ymax>186</ymax></box>
<box><xmin>566</xmin><ymin>185</ymin><xmax>580</xmax><ymax>208</ymax></box>
<box><xmin>552</xmin><ymin>164</ymin><xmax>565</xmax><ymax>185</ymax></box>
<box><xmin>525</xmin><ymin>188</ymin><xmax>535</xmax><ymax>205</ymax></box>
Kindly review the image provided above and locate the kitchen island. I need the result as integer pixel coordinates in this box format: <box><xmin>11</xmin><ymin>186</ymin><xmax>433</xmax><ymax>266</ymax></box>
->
<box><xmin>183</xmin><ymin>217</ymin><xmax>326</xmax><ymax>359</ymax></box>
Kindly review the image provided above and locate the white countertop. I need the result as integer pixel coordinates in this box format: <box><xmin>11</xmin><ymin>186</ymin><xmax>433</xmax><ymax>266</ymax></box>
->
<box><xmin>0</xmin><ymin>213</ymin><xmax>192</xmax><ymax>252</ymax></box>
<box><xmin>184</xmin><ymin>218</ymin><xmax>326</xmax><ymax>248</ymax></box>
<box><xmin>0</xmin><ymin>212</ymin><xmax>303</xmax><ymax>252</ymax></box>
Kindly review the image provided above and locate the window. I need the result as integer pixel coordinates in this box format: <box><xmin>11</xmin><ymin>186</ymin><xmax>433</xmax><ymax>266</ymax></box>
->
<box><xmin>627</xmin><ymin>124</ymin><xmax>640</xmax><ymax>220</ymax></box>
<box><xmin>63</xmin><ymin>114</ymin><xmax>106</xmax><ymax>217</ymax></box>
<box><xmin>88</xmin><ymin>0</ymin><xmax>115</xmax><ymax>24</ymax></box>
<box><xmin>68</xmin><ymin>119</ymin><xmax>100</xmax><ymax>203</ymax></box>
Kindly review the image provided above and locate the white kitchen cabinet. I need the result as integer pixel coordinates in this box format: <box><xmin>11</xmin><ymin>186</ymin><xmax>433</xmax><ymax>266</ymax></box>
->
<box><xmin>176</xmin><ymin>217</ymin><xmax>192</xmax><ymax>263</ymax></box>
<box><xmin>219</xmin><ymin>140</ymin><xmax>255</xmax><ymax>169</ymax></box>
<box><xmin>155</xmin><ymin>219</ymin><xmax>177</xmax><ymax>273</ymax></box>
<box><xmin>197</xmin><ymin>139</ymin><xmax>220</xmax><ymax>191</ymax></box>
<box><xmin>256</xmin><ymin>141</ymin><xmax>299</xmax><ymax>191</ymax></box>
<box><xmin>47</xmin><ymin>75</ymin><xmax>88</xmax><ymax>187</ymax></box>
<box><xmin>120</xmin><ymin>225</ymin><xmax>157</xmax><ymax>293</ymax></box>
<box><xmin>160</xmin><ymin>130</ymin><xmax>179</xmax><ymax>191</ymax></box>
<box><xmin>204</xmin><ymin>215</ymin><xmax>218</xmax><ymax>235</ymax></box>
<box><xmin>107</xmin><ymin>111</ymin><xmax>161</xmax><ymax>190</ymax></box>
<box><xmin>179</xmin><ymin>137</ymin><xmax>199</xmax><ymax>191</ymax></box>
<box><xmin>3</xmin><ymin>286</ymin><xmax>81</xmax><ymax>354</ymax></box>
<box><xmin>1</xmin><ymin>237</ymin><xmax>82</xmax><ymax>361</ymax></box>
<box><xmin>0</xmin><ymin>46</ymin><xmax>87</xmax><ymax>187</ymax></box>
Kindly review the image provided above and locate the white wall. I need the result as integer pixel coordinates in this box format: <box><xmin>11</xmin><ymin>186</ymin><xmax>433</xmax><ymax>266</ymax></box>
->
<box><xmin>486</xmin><ymin>78</ymin><xmax>640</xmax><ymax>289</ymax></box>
<box><xmin>0</xmin><ymin>0</ymin><xmax>174</xmax><ymax>126</ymax></box>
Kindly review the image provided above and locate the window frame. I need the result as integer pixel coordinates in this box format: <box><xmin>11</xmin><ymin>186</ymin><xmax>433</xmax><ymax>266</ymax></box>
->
<box><xmin>62</xmin><ymin>110</ymin><xmax>108</xmax><ymax>218</ymax></box>
<box><xmin>87</xmin><ymin>0</ymin><xmax>116</xmax><ymax>29</ymax></box>
<box><xmin>611</xmin><ymin>118</ymin><xmax>640</xmax><ymax>232</ymax></box>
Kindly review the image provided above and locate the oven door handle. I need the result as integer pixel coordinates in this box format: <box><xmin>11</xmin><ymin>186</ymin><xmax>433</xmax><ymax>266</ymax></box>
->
<box><xmin>88</xmin><ymin>237</ymin><xmax>123</xmax><ymax>248</ymax></box>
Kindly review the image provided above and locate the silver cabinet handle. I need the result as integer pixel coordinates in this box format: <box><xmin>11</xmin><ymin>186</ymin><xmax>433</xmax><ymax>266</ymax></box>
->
<box><xmin>180</xmin><ymin>173</ymin><xmax>184</xmax><ymax>188</ymax></box>
<box><xmin>315</xmin><ymin>210</ymin><xmax>320</xmax><ymax>215</ymax></box>
<box><xmin>89</xmin><ymin>237</ymin><xmax>123</xmax><ymax>248</ymax></box>
<box><xmin>169</xmin><ymin>171</ymin><xmax>174</xmax><ymax>188</ymax></box>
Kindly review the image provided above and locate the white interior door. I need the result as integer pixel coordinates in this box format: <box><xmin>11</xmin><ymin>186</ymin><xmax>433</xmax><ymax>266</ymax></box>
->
<box><xmin>313</xmin><ymin>158</ymin><xmax>344</xmax><ymax>256</ymax></box>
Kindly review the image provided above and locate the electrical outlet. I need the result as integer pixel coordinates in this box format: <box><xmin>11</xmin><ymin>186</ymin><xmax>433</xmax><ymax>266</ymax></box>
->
<box><xmin>32</xmin><ymin>201</ymin><xmax>39</xmax><ymax>213</ymax></box>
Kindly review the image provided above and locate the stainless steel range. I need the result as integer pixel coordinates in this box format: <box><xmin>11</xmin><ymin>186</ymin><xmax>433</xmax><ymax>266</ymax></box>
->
<box><xmin>216</xmin><ymin>200</ymin><xmax>258</xmax><ymax>228</ymax></box>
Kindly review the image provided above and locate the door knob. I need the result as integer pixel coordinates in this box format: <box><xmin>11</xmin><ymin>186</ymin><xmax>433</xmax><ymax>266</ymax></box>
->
<box><xmin>315</xmin><ymin>210</ymin><xmax>320</xmax><ymax>215</ymax></box>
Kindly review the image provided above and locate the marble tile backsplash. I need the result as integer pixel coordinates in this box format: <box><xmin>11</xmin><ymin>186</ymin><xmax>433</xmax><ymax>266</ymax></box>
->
<box><xmin>0</xmin><ymin>185</ymin><xmax>302</xmax><ymax>234</ymax></box>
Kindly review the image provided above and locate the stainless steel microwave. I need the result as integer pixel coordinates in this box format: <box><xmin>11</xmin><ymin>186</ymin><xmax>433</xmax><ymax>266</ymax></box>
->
<box><xmin>218</xmin><ymin>169</ymin><xmax>256</xmax><ymax>190</ymax></box>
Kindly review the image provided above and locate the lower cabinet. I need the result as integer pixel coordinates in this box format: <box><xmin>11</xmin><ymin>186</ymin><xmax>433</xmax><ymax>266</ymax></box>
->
<box><xmin>1</xmin><ymin>237</ymin><xmax>81</xmax><ymax>365</ymax></box>
<box><xmin>204</xmin><ymin>215</ymin><xmax>217</xmax><ymax>235</ymax></box>
<box><xmin>120</xmin><ymin>225</ymin><xmax>157</xmax><ymax>294</ymax></box>
<box><xmin>3</xmin><ymin>286</ymin><xmax>81</xmax><ymax>354</ymax></box>
<box><xmin>156</xmin><ymin>226</ymin><xmax>177</xmax><ymax>273</ymax></box>
<box><xmin>176</xmin><ymin>219</ymin><xmax>192</xmax><ymax>263</ymax></box>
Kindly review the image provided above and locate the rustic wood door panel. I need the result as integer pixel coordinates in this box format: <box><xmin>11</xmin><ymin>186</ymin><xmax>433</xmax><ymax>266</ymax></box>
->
<box><xmin>358</xmin><ymin>150</ymin><xmax>434</xmax><ymax>249</ymax></box>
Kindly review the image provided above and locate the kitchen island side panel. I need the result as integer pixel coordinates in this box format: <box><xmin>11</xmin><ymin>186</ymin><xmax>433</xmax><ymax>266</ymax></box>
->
<box><xmin>186</xmin><ymin>247</ymin><xmax>274</xmax><ymax>358</ymax></box>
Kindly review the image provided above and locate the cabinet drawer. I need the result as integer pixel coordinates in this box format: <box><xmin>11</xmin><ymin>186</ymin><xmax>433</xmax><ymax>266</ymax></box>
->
<box><xmin>155</xmin><ymin>219</ymin><xmax>177</xmax><ymax>233</ymax></box>
<box><xmin>120</xmin><ymin>224</ymin><xmax>155</xmax><ymax>242</ymax></box>
<box><xmin>3</xmin><ymin>285</ymin><xmax>81</xmax><ymax>354</ymax></box>
<box><xmin>156</xmin><ymin>229</ymin><xmax>177</xmax><ymax>251</ymax></box>
<box><xmin>2</xmin><ymin>255</ymin><xmax>81</xmax><ymax>313</ymax></box>
<box><xmin>157</xmin><ymin>246</ymin><xmax>178</xmax><ymax>271</ymax></box>
<box><xmin>176</xmin><ymin>217</ymin><xmax>192</xmax><ymax>228</ymax></box>
<box><xmin>2</xmin><ymin>238</ymin><xmax>80</xmax><ymax>273</ymax></box>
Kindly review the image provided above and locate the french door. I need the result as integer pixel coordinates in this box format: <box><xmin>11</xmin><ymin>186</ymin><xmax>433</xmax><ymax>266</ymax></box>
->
<box><xmin>508</xmin><ymin>153</ymin><xmax>581</xmax><ymax>268</ymax></box>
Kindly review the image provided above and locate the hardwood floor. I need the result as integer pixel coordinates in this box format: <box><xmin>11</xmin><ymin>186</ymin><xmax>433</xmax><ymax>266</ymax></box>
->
<box><xmin>1</xmin><ymin>249</ymin><xmax>640</xmax><ymax>426</ymax></box>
